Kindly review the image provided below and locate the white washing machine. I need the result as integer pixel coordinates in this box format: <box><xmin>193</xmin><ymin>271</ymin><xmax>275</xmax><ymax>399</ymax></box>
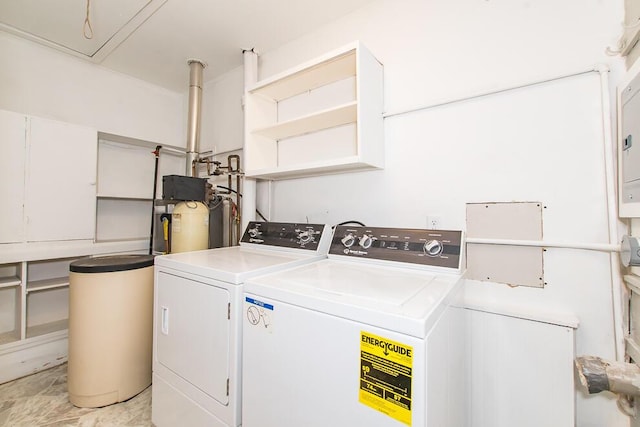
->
<box><xmin>152</xmin><ymin>221</ymin><xmax>331</xmax><ymax>427</ymax></box>
<box><xmin>242</xmin><ymin>226</ymin><xmax>467</xmax><ymax>427</ymax></box>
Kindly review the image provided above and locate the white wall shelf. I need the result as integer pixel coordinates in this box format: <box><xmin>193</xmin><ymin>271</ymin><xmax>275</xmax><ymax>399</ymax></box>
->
<box><xmin>0</xmin><ymin>277</ymin><xmax>21</xmax><ymax>289</ymax></box>
<box><xmin>97</xmin><ymin>195</ymin><xmax>154</xmax><ymax>201</ymax></box>
<box><xmin>252</xmin><ymin>101</ymin><xmax>357</xmax><ymax>140</ymax></box>
<box><xmin>26</xmin><ymin>319</ymin><xmax>68</xmax><ymax>339</ymax></box>
<box><xmin>244</xmin><ymin>41</ymin><xmax>384</xmax><ymax>180</ymax></box>
<box><xmin>26</xmin><ymin>277</ymin><xmax>69</xmax><ymax>293</ymax></box>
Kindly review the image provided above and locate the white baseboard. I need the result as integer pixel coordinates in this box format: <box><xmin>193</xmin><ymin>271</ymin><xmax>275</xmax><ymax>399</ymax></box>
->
<box><xmin>0</xmin><ymin>330</ymin><xmax>68</xmax><ymax>384</ymax></box>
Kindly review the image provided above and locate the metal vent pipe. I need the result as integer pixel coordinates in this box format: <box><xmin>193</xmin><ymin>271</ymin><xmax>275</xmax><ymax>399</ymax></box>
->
<box><xmin>186</xmin><ymin>59</ymin><xmax>206</xmax><ymax>176</ymax></box>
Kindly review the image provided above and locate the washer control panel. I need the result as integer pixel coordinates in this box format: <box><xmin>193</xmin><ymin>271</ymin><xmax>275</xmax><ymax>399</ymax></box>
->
<box><xmin>329</xmin><ymin>226</ymin><xmax>463</xmax><ymax>269</ymax></box>
<box><xmin>241</xmin><ymin>221</ymin><xmax>326</xmax><ymax>250</ymax></box>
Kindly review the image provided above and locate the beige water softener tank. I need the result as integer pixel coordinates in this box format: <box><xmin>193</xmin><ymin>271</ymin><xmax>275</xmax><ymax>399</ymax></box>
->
<box><xmin>171</xmin><ymin>201</ymin><xmax>209</xmax><ymax>253</ymax></box>
<box><xmin>67</xmin><ymin>254</ymin><xmax>154</xmax><ymax>408</ymax></box>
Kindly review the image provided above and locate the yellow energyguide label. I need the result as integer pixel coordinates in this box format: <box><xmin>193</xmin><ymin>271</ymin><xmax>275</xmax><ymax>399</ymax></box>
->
<box><xmin>359</xmin><ymin>331</ymin><xmax>413</xmax><ymax>426</ymax></box>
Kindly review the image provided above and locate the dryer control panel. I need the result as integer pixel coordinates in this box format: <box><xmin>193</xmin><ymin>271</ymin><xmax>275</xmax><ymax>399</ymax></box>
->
<box><xmin>241</xmin><ymin>221</ymin><xmax>327</xmax><ymax>250</ymax></box>
<box><xmin>330</xmin><ymin>226</ymin><xmax>463</xmax><ymax>269</ymax></box>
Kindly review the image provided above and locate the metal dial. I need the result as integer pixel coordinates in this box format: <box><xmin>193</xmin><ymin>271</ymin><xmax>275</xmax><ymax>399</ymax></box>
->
<box><xmin>423</xmin><ymin>239</ymin><xmax>443</xmax><ymax>257</ymax></box>
<box><xmin>248</xmin><ymin>228</ymin><xmax>260</xmax><ymax>238</ymax></box>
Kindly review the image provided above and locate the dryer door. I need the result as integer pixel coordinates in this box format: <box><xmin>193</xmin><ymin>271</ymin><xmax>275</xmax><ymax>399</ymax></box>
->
<box><xmin>156</xmin><ymin>271</ymin><xmax>230</xmax><ymax>405</ymax></box>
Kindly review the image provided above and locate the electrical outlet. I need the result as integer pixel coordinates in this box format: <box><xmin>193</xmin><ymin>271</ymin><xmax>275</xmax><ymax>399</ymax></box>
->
<box><xmin>427</xmin><ymin>215</ymin><xmax>441</xmax><ymax>230</ymax></box>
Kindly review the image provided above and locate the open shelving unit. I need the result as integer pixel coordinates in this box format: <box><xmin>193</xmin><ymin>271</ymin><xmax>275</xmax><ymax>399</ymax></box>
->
<box><xmin>23</xmin><ymin>258</ymin><xmax>77</xmax><ymax>339</ymax></box>
<box><xmin>244</xmin><ymin>41</ymin><xmax>384</xmax><ymax>180</ymax></box>
<box><xmin>0</xmin><ymin>110</ymin><xmax>183</xmax><ymax>384</ymax></box>
<box><xmin>0</xmin><ymin>263</ymin><xmax>22</xmax><ymax>346</ymax></box>
<box><xmin>95</xmin><ymin>135</ymin><xmax>185</xmax><ymax>243</ymax></box>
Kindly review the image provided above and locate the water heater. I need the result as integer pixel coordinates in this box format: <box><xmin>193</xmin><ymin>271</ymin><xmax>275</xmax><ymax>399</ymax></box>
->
<box><xmin>171</xmin><ymin>201</ymin><xmax>209</xmax><ymax>253</ymax></box>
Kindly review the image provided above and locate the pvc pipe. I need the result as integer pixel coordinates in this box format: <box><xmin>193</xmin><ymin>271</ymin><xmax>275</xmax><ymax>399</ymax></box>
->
<box><xmin>243</xmin><ymin>179</ymin><xmax>257</xmax><ymax>229</ymax></box>
<box><xmin>465</xmin><ymin>237</ymin><xmax>620</xmax><ymax>253</ymax></box>
<box><xmin>383</xmin><ymin>68</ymin><xmax>598</xmax><ymax>120</ymax></box>
<box><xmin>243</xmin><ymin>48</ymin><xmax>258</xmax><ymax>87</ymax></box>
<box><xmin>242</xmin><ymin>49</ymin><xmax>258</xmax><ymax>230</ymax></box>
<box><xmin>597</xmin><ymin>65</ymin><xmax>626</xmax><ymax>362</ymax></box>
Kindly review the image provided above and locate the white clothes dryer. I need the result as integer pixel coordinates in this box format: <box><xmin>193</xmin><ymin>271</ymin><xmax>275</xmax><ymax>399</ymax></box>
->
<box><xmin>152</xmin><ymin>221</ymin><xmax>331</xmax><ymax>427</ymax></box>
<box><xmin>242</xmin><ymin>226</ymin><xmax>466</xmax><ymax>427</ymax></box>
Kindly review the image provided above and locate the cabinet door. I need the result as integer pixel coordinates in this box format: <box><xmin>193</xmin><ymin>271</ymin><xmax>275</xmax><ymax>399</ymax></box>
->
<box><xmin>0</xmin><ymin>110</ymin><xmax>26</xmax><ymax>244</ymax></box>
<box><xmin>26</xmin><ymin>117</ymin><xmax>97</xmax><ymax>242</ymax></box>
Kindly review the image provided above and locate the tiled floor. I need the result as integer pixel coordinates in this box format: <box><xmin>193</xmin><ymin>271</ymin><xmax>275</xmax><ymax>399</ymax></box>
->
<box><xmin>0</xmin><ymin>364</ymin><xmax>151</xmax><ymax>426</ymax></box>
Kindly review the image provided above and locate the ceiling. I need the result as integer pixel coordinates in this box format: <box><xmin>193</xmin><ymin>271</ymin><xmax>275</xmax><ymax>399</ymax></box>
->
<box><xmin>0</xmin><ymin>0</ymin><xmax>376</xmax><ymax>92</ymax></box>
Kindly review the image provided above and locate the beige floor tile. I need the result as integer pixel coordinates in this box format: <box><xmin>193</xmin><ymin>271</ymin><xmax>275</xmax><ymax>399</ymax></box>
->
<box><xmin>0</xmin><ymin>364</ymin><xmax>150</xmax><ymax>427</ymax></box>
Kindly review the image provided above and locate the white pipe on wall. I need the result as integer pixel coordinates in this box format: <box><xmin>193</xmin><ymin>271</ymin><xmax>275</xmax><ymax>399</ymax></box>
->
<box><xmin>242</xmin><ymin>49</ymin><xmax>258</xmax><ymax>230</ymax></box>
<box><xmin>383</xmin><ymin>69</ymin><xmax>599</xmax><ymax>120</ymax></box>
<box><xmin>465</xmin><ymin>237</ymin><xmax>620</xmax><ymax>253</ymax></box>
<box><xmin>597</xmin><ymin>64</ymin><xmax>626</xmax><ymax>362</ymax></box>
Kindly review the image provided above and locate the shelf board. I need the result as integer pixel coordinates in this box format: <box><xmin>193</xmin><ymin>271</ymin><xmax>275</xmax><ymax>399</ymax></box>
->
<box><xmin>245</xmin><ymin>156</ymin><xmax>381</xmax><ymax>180</ymax></box>
<box><xmin>250</xmin><ymin>48</ymin><xmax>356</xmax><ymax>101</ymax></box>
<box><xmin>26</xmin><ymin>319</ymin><xmax>68</xmax><ymax>339</ymax></box>
<box><xmin>0</xmin><ymin>276</ymin><xmax>21</xmax><ymax>289</ymax></box>
<box><xmin>27</xmin><ymin>277</ymin><xmax>69</xmax><ymax>293</ymax></box>
<box><xmin>97</xmin><ymin>195</ymin><xmax>154</xmax><ymax>201</ymax></box>
<box><xmin>0</xmin><ymin>240</ymin><xmax>149</xmax><ymax>264</ymax></box>
<box><xmin>0</xmin><ymin>330</ymin><xmax>20</xmax><ymax>345</ymax></box>
<box><xmin>251</xmin><ymin>102</ymin><xmax>357</xmax><ymax>140</ymax></box>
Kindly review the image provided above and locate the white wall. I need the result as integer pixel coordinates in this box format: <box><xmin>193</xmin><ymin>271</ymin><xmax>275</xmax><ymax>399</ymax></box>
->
<box><xmin>220</xmin><ymin>0</ymin><xmax>627</xmax><ymax>426</ymax></box>
<box><xmin>0</xmin><ymin>32</ymin><xmax>184</xmax><ymax>147</ymax></box>
<box><xmin>200</xmin><ymin>66</ymin><xmax>244</xmax><ymax>155</ymax></box>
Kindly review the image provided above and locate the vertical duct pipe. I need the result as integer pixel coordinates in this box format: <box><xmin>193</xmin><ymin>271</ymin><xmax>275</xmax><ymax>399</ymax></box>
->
<box><xmin>186</xmin><ymin>59</ymin><xmax>206</xmax><ymax>176</ymax></box>
<box><xmin>242</xmin><ymin>49</ymin><xmax>258</xmax><ymax>229</ymax></box>
<box><xmin>596</xmin><ymin>65</ymin><xmax>625</xmax><ymax>363</ymax></box>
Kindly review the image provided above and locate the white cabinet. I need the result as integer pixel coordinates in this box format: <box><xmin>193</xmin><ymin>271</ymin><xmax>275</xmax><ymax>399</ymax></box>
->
<box><xmin>466</xmin><ymin>309</ymin><xmax>576</xmax><ymax>426</ymax></box>
<box><xmin>0</xmin><ymin>112</ymin><xmax>177</xmax><ymax>384</ymax></box>
<box><xmin>26</xmin><ymin>117</ymin><xmax>97</xmax><ymax>241</ymax></box>
<box><xmin>244</xmin><ymin>41</ymin><xmax>384</xmax><ymax>180</ymax></box>
<box><xmin>0</xmin><ymin>110</ymin><xmax>97</xmax><ymax>243</ymax></box>
<box><xmin>0</xmin><ymin>110</ymin><xmax>26</xmax><ymax>244</ymax></box>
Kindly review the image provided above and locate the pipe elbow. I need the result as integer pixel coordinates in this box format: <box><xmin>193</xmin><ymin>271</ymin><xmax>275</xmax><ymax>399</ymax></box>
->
<box><xmin>575</xmin><ymin>355</ymin><xmax>640</xmax><ymax>397</ymax></box>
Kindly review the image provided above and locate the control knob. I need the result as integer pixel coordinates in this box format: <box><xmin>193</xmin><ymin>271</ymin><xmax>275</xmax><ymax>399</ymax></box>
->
<box><xmin>248</xmin><ymin>227</ymin><xmax>260</xmax><ymax>238</ymax></box>
<box><xmin>424</xmin><ymin>240</ymin><xmax>443</xmax><ymax>257</ymax></box>
<box><xmin>359</xmin><ymin>234</ymin><xmax>376</xmax><ymax>250</ymax></box>
<box><xmin>298</xmin><ymin>230</ymin><xmax>314</xmax><ymax>244</ymax></box>
<box><xmin>341</xmin><ymin>233</ymin><xmax>356</xmax><ymax>247</ymax></box>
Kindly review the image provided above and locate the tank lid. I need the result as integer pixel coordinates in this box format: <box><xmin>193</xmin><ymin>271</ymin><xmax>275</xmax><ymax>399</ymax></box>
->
<box><xmin>70</xmin><ymin>255</ymin><xmax>155</xmax><ymax>273</ymax></box>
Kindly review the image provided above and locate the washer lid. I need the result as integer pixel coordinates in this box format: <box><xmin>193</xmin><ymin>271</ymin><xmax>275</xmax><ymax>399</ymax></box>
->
<box><xmin>244</xmin><ymin>259</ymin><xmax>464</xmax><ymax>338</ymax></box>
<box><xmin>154</xmin><ymin>246</ymin><xmax>326</xmax><ymax>284</ymax></box>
